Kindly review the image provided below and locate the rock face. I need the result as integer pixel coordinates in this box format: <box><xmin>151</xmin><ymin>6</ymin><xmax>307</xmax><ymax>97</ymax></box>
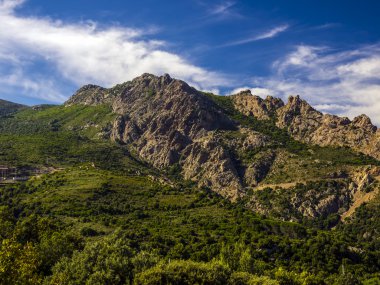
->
<box><xmin>180</xmin><ymin>135</ymin><xmax>242</xmax><ymax>198</ymax></box>
<box><xmin>231</xmin><ymin>90</ymin><xmax>284</xmax><ymax>120</ymax></box>
<box><xmin>232</xmin><ymin>93</ymin><xmax>380</xmax><ymax>160</ymax></box>
<box><xmin>248</xmin><ymin>166</ymin><xmax>380</xmax><ymax>222</ymax></box>
<box><xmin>65</xmin><ymin>85</ymin><xmax>109</xmax><ymax>106</ymax></box>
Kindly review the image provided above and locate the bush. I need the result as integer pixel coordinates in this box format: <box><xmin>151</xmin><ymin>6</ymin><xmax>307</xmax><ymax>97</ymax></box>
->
<box><xmin>80</xmin><ymin>227</ymin><xmax>99</xmax><ymax>237</ymax></box>
<box><xmin>48</xmin><ymin>232</ymin><xmax>134</xmax><ymax>285</ymax></box>
<box><xmin>229</xmin><ymin>272</ymin><xmax>279</xmax><ymax>285</ymax></box>
<box><xmin>362</xmin><ymin>277</ymin><xmax>380</xmax><ymax>285</ymax></box>
<box><xmin>0</xmin><ymin>238</ymin><xmax>42</xmax><ymax>285</ymax></box>
<box><xmin>134</xmin><ymin>259</ymin><xmax>230</xmax><ymax>285</ymax></box>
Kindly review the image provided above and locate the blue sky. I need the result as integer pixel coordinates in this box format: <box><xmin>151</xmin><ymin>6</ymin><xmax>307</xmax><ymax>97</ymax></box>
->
<box><xmin>1</xmin><ymin>0</ymin><xmax>380</xmax><ymax>124</ymax></box>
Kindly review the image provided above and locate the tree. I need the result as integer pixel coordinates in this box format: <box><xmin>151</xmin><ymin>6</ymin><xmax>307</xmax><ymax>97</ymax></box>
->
<box><xmin>48</xmin><ymin>232</ymin><xmax>134</xmax><ymax>285</ymax></box>
<box><xmin>0</xmin><ymin>238</ymin><xmax>42</xmax><ymax>285</ymax></box>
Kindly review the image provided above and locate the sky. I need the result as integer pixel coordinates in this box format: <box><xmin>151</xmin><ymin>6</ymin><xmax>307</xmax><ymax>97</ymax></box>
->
<box><xmin>1</xmin><ymin>0</ymin><xmax>380</xmax><ymax>124</ymax></box>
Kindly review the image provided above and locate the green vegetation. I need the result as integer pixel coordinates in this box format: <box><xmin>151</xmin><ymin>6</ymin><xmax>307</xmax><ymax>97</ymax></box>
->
<box><xmin>0</xmin><ymin>102</ymin><xmax>379</xmax><ymax>284</ymax></box>
<box><xmin>0</xmin><ymin>163</ymin><xmax>379</xmax><ymax>283</ymax></box>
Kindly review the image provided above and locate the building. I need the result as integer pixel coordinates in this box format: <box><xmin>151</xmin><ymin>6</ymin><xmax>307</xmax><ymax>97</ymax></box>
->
<box><xmin>0</xmin><ymin>166</ymin><xmax>16</xmax><ymax>180</ymax></box>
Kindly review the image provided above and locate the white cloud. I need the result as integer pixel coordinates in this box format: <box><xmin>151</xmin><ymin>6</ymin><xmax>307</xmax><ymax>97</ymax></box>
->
<box><xmin>222</xmin><ymin>24</ymin><xmax>289</xmax><ymax>47</ymax></box>
<box><xmin>254</xmin><ymin>25</ymin><xmax>289</xmax><ymax>41</ymax></box>
<box><xmin>274</xmin><ymin>45</ymin><xmax>321</xmax><ymax>70</ymax></box>
<box><xmin>246</xmin><ymin>44</ymin><xmax>380</xmax><ymax>125</ymax></box>
<box><xmin>337</xmin><ymin>56</ymin><xmax>380</xmax><ymax>77</ymax></box>
<box><xmin>0</xmin><ymin>0</ymin><xmax>229</xmax><ymax>103</ymax></box>
<box><xmin>0</xmin><ymin>0</ymin><xmax>23</xmax><ymax>13</ymax></box>
<box><xmin>209</xmin><ymin>1</ymin><xmax>236</xmax><ymax>16</ymax></box>
<box><xmin>313</xmin><ymin>23</ymin><xmax>340</xmax><ymax>30</ymax></box>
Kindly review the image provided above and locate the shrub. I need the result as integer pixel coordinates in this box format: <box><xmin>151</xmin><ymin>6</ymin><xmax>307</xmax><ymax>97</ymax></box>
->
<box><xmin>48</xmin><ymin>232</ymin><xmax>134</xmax><ymax>285</ymax></box>
<box><xmin>134</xmin><ymin>259</ymin><xmax>230</xmax><ymax>285</ymax></box>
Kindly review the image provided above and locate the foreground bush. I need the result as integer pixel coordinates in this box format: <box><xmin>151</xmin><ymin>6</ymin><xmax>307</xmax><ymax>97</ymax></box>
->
<box><xmin>134</xmin><ymin>259</ymin><xmax>230</xmax><ymax>285</ymax></box>
<box><xmin>134</xmin><ymin>259</ymin><xmax>281</xmax><ymax>285</ymax></box>
<box><xmin>47</xmin><ymin>233</ymin><xmax>134</xmax><ymax>285</ymax></box>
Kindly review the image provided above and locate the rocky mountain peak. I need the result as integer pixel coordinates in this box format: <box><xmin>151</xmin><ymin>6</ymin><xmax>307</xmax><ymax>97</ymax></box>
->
<box><xmin>65</xmin><ymin>84</ymin><xmax>107</xmax><ymax>106</ymax></box>
<box><xmin>236</xmin><ymin>89</ymin><xmax>253</xmax><ymax>96</ymax></box>
<box><xmin>65</xmin><ymin>74</ymin><xmax>183</xmax><ymax>107</ymax></box>
<box><xmin>77</xmin><ymin>84</ymin><xmax>104</xmax><ymax>92</ymax></box>
<box><xmin>130</xmin><ymin>73</ymin><xmax>174</xmax><ymax>89</ymax></box>
<box><xmin>275</xmin><ymin>95</ymin><xmax>321</xmax><ymax>129</ymax></box>
<box><xmin>352</xmin><ymin>114</ymin><xmax>377</xmax><ymax>132</ymax></box>
<box><xmin>231</xmin><ymin>91</ymin><xmax>283</xmax><ymax>120</ymax></box>
<box><xmin>264</xmin><ymin>95</ymin><xmax>284</xmax><ymax>110</ymax></box>
<box><xmin>105</xmin><ymin>74</ymin><xmax>244</xmax><ymax>200</ymax></box>
<box><xmin>274</xmin><ymin>96</ymin><xmax>380</xmax><ymax>159</ymax></box>
<box><xmin>285</xmin><ymin>95</ymin><xmax>316</xmax><ymax>114</ymax></box>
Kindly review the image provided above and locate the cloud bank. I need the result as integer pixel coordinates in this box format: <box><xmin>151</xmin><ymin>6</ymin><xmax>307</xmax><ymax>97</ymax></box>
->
<box><xmin>0</xmin><ymin>0</ymin><xmax>227</xmax><ymax>102</ymax></box>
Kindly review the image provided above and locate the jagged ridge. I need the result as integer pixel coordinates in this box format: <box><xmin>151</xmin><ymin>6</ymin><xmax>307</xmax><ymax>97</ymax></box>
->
<box><xmin>232</xmin><ymin>91</ymin><xmax>380</xmax><ymax>160</ymax></box>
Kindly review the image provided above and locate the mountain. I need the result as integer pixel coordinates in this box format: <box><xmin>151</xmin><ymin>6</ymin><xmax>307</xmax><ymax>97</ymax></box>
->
<box><xmin>0</xmin><ymin>74</ymin><xmax>379</xmax><ymax>284</ymax></box>
<box><xmin>67</xmin><ymin>74</ymin><xmax>243</xmax><ymax>199</ymax></box>
<box><xmin>66</xmin><ymin>74</ymin><xmax>380</xmax><ymax>204</ymax></box>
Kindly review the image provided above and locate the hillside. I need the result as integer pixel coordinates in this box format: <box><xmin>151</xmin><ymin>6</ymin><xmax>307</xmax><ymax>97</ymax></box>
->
<box><xmin>0</xmin><ymin>74</ymin><xmax>379</xmax><ymax>284</ymax></box>
<box><xmin>0</xmin><ymin>99</ymin><xmax>26</xmax><ymax>117</ymax></box>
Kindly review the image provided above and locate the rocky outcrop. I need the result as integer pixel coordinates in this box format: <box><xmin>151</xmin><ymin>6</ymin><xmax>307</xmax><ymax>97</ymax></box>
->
<box><xmin>181</xmin><ymin>135</ymin><xmax>243</xmax><ymax>200</ymax></box>
<box><xmin>341</xmin><ymin>166</ymin><xmax>380</xmax><ymax>220</ymax></box>
<box><xmin>111</xmin><ymin>115</ymin><xmax>140</xmax><ymax>144</ymax></box>
<box><xmin>244</xmin><ymin>150</ymin><xmax>276</xmax><ymax>188</ymax></box>
<box><xmin>231</xmin><ymin>90</ymin><xmax>284</xmax><ymax>120</ymax></box>
<box><xmin>276</xmin><ymin>96</ymin><xmax>379</xmax><ymax>159</ymax></box>
<box><xmin>248</xmin><ymin>166</ymin><xmax>380</xmax><ymax>223</ymax></box>
<box><xmin>65</xmin><ymin>84</ymin><xmax>109</xmax><ymax>106</ymax></box>
<box><xmin>232</xmin><ymin>92</ymin><xmax>380</xmax><ymax>160</ymax></box>
<box><xmin>248</xmin><ymin>180</ymin><xmax>352</xmax><ymax>222</ymax></box>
